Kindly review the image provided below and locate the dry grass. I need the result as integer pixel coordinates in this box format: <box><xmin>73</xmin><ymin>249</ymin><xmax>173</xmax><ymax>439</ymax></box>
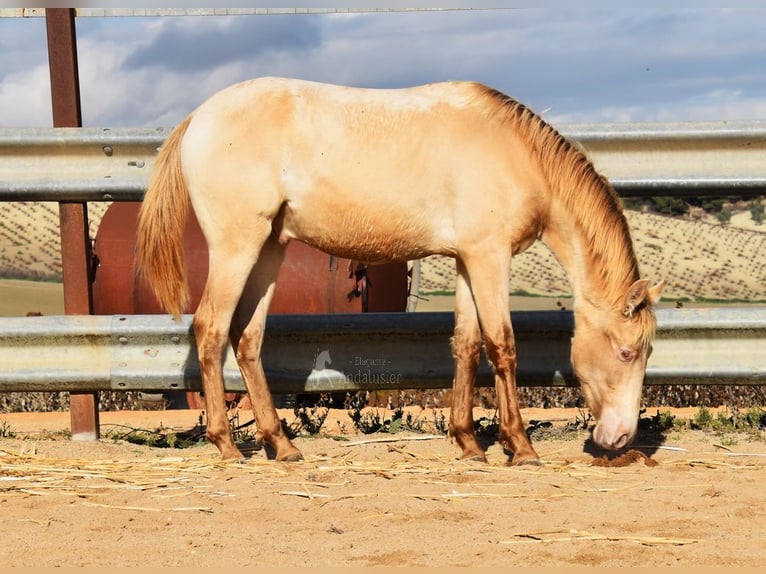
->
<box><xmin>0</xmin><ymin>445</ymin><xmax>230</xmax><ymax>502</ymax></box>
<box><xmin>1</xmin><ymin>437</ymin><xmax>761</xmax><ymax>510</ymax></box>
<box><xmin>501</xmin><ymin>528</ymin><xmax>700</xmax><ymax>546</ymax></box>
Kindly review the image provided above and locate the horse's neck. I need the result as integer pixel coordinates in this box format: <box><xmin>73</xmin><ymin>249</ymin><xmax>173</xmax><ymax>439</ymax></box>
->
<box><xmin>540</xmin><ymin>199</ymin><xmax>631</xmax><ymax>310</ymax></box>
<box><xmin>540</xmin><ymin>212</ymin><xmax>588</xmax><ymax>301</ymax></box>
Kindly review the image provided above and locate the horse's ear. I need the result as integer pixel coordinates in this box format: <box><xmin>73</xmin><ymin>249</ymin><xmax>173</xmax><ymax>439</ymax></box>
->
<box><xmin>623</xmin><ymin>279</ymin><xmax>649</xmax><ymax>317</ymax></box>
<box><xmin>623</xmin><ymin>279</ymin><xmax>665</xmax><ymax>316</ymax></box>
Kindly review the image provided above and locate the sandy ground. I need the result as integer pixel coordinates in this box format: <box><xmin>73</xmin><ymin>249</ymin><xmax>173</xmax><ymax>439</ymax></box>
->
<box><xmin>0</xmin><ymin>279</ymin><xmax>64</xmax><ymax>316</ymax></box>
<box><xmin>0</xmin><ymin>407</ymin><xmax>764</xmax><ymax>567</ymax></box>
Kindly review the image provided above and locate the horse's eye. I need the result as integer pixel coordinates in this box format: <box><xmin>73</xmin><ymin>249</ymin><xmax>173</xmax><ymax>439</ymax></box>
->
<box><xmin>618</xmin><ymin>348</ymin><xmax>636</xmax><ymax>363</ymax></box>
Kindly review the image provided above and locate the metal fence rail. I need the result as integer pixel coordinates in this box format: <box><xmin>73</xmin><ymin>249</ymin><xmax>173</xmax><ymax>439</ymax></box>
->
<box><xmin>1</xmin><ymin>121</ymin><xmax>766</xmax><ymax>202</ymax></box>
<box><xmin>1</xmin><ymin>308</ymin><xmax>763</xmax><ymax>394</ymax></box>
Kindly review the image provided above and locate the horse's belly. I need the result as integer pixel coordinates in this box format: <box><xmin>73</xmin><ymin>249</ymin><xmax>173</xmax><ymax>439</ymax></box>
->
<box><xmin>276</xmin><ymin>200</ymin><xmax>443</xmax><ymax>263</ymax></box>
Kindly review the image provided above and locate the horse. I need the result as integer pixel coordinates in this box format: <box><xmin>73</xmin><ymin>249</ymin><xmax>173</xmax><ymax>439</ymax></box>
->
<box><xmin>313</xmin><ymin>348</ymin><xmax>332</xmax><ymax>371</ymax></box>
<box><xmin>136</xmin><ymin>77</ymin><xmax>664</xmax><ymax>465</ymax></box>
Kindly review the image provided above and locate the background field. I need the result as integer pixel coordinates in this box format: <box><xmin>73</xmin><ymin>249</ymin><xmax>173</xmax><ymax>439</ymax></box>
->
<box><xmin>2</xmin><ymin>201</ymin><xmax>765</xmax><ymax>305</ymax></box>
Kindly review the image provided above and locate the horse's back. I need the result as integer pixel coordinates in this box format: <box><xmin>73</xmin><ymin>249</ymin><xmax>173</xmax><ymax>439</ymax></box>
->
<box><xmin>198</xmin><ymin>76</ymin><xmax>481</xmax><ymax>114</ymax></box>
<box><xmin>186</xmin><ymin>76</ymin><xmax>493</xmax><ymax>154</ymax></box>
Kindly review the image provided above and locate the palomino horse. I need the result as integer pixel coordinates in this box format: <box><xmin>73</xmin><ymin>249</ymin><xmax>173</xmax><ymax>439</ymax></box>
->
<box><xmin>137</xmin><ymin>77</ymin><xmax>663</xmax><ymax>465</ymax></box>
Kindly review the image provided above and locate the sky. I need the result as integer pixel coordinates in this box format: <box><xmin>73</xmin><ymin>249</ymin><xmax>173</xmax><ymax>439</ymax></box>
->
<box><xmin>1</xmin><ymin>6</ymin><xmax>766</xmax><ymax>128</ymax></box>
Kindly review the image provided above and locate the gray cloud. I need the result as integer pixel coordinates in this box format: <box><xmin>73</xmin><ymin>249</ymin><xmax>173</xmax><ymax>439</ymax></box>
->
<box><xmin>71</xmin><ymin>7</ymin><xmax>766</xmax><ymax>125</ymax></box>
<box><xmin>0</xmin><ymin>18</ymin><xmax>49</xmax><ymax>80</ymax></box>
<box><xmin>122</xmin><ymin>15</ymin><xmax>322</xmax><ymax>72</ymax></box>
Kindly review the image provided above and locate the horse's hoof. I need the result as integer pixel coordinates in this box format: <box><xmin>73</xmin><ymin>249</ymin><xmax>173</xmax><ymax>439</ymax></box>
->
<box><xmin>508</xmin><ymin>455</ymin><xmax>541</xmax><ymax>467</ymax></box>
<box><xmin>460</xmin><ymin>452</ymin><xmax>488</xmax><ymax>463</ymax></box>
<box><xmin>220</xmin><ymin>450</ymin><xmax>246</xmax><ymax>463</ymax></box>
<box><xmin>277</xmin><ymin>450</ymin><xmax>304</xmax><ymax>462</ymax></box>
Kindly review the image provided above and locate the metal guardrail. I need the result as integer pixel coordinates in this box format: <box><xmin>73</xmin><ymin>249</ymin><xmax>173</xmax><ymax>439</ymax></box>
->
<box><xmin>0</xmin><ymin>308</ymin><xmax>763</xmax><ymax>394</ymax></box>
<box><xmin>0</xmin><ymin>127</ymin><xmax>166</xmax><ymax>202</ymax></box>
<box><xmin>1</xmin><ymin>121</ymin><xmax>765</xmax><ymax>202</ymax></box>
<box><xmin>572</xmin><ymin>121</ymin><xmax>766</xmax><ymax>198</ymax></box>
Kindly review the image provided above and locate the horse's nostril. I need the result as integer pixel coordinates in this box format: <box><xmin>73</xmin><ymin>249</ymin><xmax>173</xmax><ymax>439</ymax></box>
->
<box><xmin>594</xmin><ymin>423</ymin><xmax>633</xmax><ymax>451</ymax></box>
<box><xmin>613</xmin><ymin>433</ymin><xmax>631</xmax><ymax>450</ymax></box>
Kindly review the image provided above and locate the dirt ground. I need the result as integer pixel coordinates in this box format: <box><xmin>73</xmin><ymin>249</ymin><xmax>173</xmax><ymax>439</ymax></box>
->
<box><xmin>0</xmin><ymin>406</ymin><xmax>764</xmax><ymax>567</ymax></box>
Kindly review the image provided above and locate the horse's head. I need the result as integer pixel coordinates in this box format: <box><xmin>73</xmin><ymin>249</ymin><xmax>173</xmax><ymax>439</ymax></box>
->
<box><xmin>570</xmin><ymin>279</ymin><xmax>664</xmax><ymax>451</ymax></box>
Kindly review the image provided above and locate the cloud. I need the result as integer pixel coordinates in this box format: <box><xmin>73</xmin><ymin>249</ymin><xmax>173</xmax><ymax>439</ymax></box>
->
<box><xmin>122</xmin><ymin>15</ymin><xmax>322</xmax><ymax>72</ymax></box>
<box><xmin>0</xmin><ymin>19</ymin><xmax>52</xmax><ymax>126</ymax></box>
<box><xmin>0</xmin><ymin>65</ymin><xmax>52</xmax><ymax>127</ymax></box>
<box><xmin>0</xmin><ymin>19</ymin><xmax>48</xmax><ymax>76</ymax></box>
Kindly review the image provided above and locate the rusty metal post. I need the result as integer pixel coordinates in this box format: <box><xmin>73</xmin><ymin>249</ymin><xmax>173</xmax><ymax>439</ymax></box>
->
<box><xmin>45</xmin><ymin>8</ymin><xmax>100</xmax><ymax>440</ymax></box>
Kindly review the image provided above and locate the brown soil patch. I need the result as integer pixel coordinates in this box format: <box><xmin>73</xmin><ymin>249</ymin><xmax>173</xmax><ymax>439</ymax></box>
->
<box><xmin>591</xmin><ymin>449</ymin><xmax>658</xmax><ymax>467</ymax></box>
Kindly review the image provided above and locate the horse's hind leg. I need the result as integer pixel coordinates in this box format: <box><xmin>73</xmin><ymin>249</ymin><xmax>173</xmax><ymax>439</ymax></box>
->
<box><xmin>449</xmin><ymin>260</ymin><xmax>486</xmax><ymax>462</ymax></box>
<box><xmin>461</xmin><ymin>251</ymin><xmax>539</xmax><ymax>466</ymax></box>
<box><xmin>229</xmin><ymin>237</ymin><xmax>303</xmax><ymax>462</ymax></box>
<box><xmin>194</xmin><ymin>247</ymin><xmax>261</xmax><ymax>461</ymax></box>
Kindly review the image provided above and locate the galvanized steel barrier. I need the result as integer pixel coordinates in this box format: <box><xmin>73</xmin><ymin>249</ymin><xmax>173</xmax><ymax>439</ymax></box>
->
<box><xmin>0</xmin><ymin>308</ymin><xmax>764</xmax><ymax>395</ymax></box>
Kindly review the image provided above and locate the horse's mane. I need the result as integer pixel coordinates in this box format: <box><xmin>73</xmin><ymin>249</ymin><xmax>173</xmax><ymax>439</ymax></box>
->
<box><xmin>473</xmin><ymin>84</ymin><xmax>655</xmax><ymax>345</ymax></box>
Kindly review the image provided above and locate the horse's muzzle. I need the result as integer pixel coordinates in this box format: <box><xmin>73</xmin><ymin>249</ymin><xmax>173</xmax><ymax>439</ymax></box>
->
<box><xmin>593</xmin><ymin>411</ymin><xmax>637</xmax><ymax>451</ymax></box>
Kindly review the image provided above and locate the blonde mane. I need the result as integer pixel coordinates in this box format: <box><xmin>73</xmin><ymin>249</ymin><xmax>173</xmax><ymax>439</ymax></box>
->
<box><xmin>473</xmin><ymin>84</ymin><xmax>655</xmax><ymax>345</ymax></box>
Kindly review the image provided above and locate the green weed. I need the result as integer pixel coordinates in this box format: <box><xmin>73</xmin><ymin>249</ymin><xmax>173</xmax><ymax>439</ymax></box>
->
<box><xmin>348</xmin><ymin>404</ymin><xmax>446</xmax><ymax>435</ymax></box>
<box><xmin>689</xmin><ymin>406</ymin><xmax>766</xmax><ymax>442</ymax></box>
<box><xmin>103</xmin><ymin>422</ymin><xmax>207</xmax><ymax>449</ymax></box>
<box><xmin>475</xmin><ymin>411</ymin><xmax>499</xmax><ymax>437</ymax></box>
<box><xmin>102</xmin><ymin>410</ymin><xmax>254</xmax><ymax>449</ymax></box>
<box><xmin>283</xmin><ymin>404</ymin><xmax>330</xmax><ymax>438</ymax></box>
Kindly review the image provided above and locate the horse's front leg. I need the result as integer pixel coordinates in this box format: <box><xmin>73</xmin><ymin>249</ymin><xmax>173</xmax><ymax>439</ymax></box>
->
<box><xmin>486</xmin><ymin>324</ymin><xmax>539</xmax><ymax>465</ymax></box>
<box><xmin>449</xmin><ymin>261</ymin><xmax>485</xmax><ymax>461</ymax></box>
<box><xmin>463</xmin><ymin>253</ymin><xmax>539</xmax><ymax>466</ymax></box>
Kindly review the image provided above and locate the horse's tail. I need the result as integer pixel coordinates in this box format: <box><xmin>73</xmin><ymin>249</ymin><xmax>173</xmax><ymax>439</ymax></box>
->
<box><xmin>136</xmin><ymin>115</ymin><xmax>193</xmax><ymax>319</ymax></box>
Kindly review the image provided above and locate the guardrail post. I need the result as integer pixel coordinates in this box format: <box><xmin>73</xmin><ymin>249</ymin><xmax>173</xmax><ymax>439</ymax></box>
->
<box><xmin>46</xmin><ymin>8</ymin><xmax>99</xmax><ymax>440</ymax></box>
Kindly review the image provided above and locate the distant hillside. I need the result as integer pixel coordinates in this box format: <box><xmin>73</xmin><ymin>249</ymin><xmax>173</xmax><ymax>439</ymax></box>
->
<box><xmin>418</xmin><ymin>211</ymin><xmax>766</xmax><ymax>302</ymax></box>
<box><xmin>1</xmin><ymin>202</ymin><xmax>764</xmax><ymax>303</ymax></box>
<box><xmin>0</xmin><ymin>202</ymin><xmax>108</xmax><ymax>280</ymax></box>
